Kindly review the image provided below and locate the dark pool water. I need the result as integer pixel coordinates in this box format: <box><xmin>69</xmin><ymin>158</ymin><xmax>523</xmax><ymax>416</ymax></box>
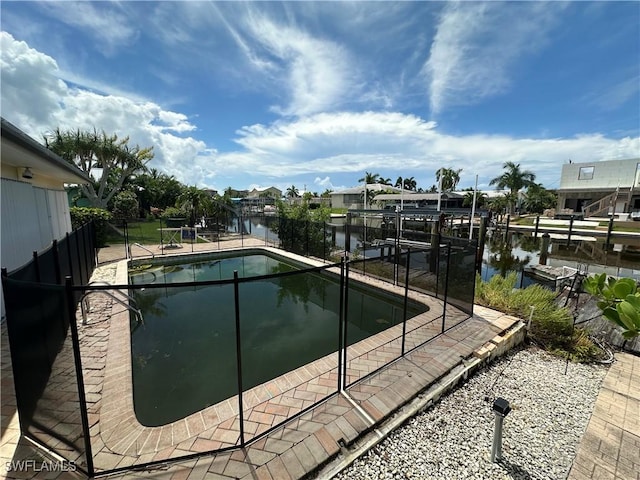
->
<box><xmin>129</xmin><ymin>251</ymin><xmax>428</xmax><ymax>426</ymax></box>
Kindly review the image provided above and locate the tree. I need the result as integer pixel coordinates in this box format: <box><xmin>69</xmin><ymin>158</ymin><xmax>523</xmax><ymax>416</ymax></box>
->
<box><xmin>435</xmin><ymin>168</ymin><xmax>462</xmax><ymax>192</ymax></box>
<box><xmin>489</xmin><ymin>162</ymin><xmax>536</xmax><ymax>214</ymax></box>
<box><xmin>176</xmin><ymin>186</ymin><xmax>213</xmax><ymax>227</ymax></box>
<box><xmin>523</xmin><ymin>183</ymin><xmax>556</xmax><ymax>214</ymax></box>
<box><xmin>112</xmin><ymin>191</ymin><xmax>139</xmax><ymax>221</ymax></box>
<box><xmin>286</xmin><ymin>185</ymin><xmax>300</xmax><ymax>198</ymax></box>
<box><xmin>321</xmin><ymin>189</ymin><xmax>333</xmax><ymax>198</ymax></box>
<box><xmin>130</xmin><ymin>169</ymin><xmax>184</xmax><ymax>213</ymax></box>
<box><xmin>462</xmin><ymin>190</ymin><xmax>487</xmax><ymax>208</ymax></box>
<box><xmin>377</xmin><ymin>177</ymin><xmax>392</xmax><ymax>186</ymax></box>
<box><xmin>395</xmin><ymin>176</ymin><xmax>417</xmax><ymax>191</ymax></box>
<box><xmin>358</xmin><ymin>172</ymin><xmax>381</xmax><ymax>184</ymax></box>
<box><xmin>45</xmin><ymin>128</ymin><xmax>154</xmax><ymax>209</ymax></box>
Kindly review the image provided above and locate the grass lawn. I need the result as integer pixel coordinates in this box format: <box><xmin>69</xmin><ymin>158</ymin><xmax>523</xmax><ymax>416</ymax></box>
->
<box><xmin>104</xmin><ymin>219</ymin><xmax>209</xmax><ymax>245</ymax></box>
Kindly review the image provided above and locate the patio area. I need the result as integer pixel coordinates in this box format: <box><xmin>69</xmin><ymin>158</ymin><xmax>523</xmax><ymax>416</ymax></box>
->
<box><xmin>2</xmin><ymin>239</ymin><xmax>523</xmax><ymax>479</ymax></box>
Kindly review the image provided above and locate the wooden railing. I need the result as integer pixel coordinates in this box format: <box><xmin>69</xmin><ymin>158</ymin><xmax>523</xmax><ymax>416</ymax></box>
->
<box><xmin>582</xmin><ymin>192</ymin><xmax>618</xmax><ymax>218</ymax></box>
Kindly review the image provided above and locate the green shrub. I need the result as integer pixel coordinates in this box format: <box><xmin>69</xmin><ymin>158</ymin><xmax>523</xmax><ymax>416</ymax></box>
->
<box><xmin>160</xmin><ymin>206</ymin><xmax>184</xmax><ymax>219</ymax></box>
<box><xmin>70</xmin><ymin>207</ymin><xmax>113</xmax><ymax>247</ymax></box>
<box><xmin>583</xmin><ymin>274</ymin><xmax>640</xmax><ymax>339</ymax></box>
<box><xmin>475</xmin><ymin>273</ymin><xmax>602</xmax><ymax>362</ymax></box>
<box><xmin>112</xmin><ymin>191</ymin><xmax>139</xmax><ymax>220</ymax></box>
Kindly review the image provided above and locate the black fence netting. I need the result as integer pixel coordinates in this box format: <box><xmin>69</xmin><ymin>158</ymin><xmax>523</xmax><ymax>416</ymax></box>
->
<box><xmin>3</xmin><ymin>277</ymin><xmax>89</xmax><ymax>472</ymax></box>
<box><xmin>127</xmin><ymin>280</ymin><xmax>240</xmax><ymax>433</ymax></box>
<box><xmin>6</xmin><ymin>222</ymin><xmax>96</xmax><ymax>287</ymax></box>
<box><xmin>440</xmin><ymin>235</ymin><xmax>477</xmax><ymax>317</ymax></box>
<box><xmin>276</xmin><ymin>217</ymin><xmax>333</xmax><ymax>260</ymax></box>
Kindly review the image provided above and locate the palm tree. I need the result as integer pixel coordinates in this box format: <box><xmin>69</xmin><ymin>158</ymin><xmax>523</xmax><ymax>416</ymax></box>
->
<box><xmin>462</xmin><ymin>190</ymin><xmax>487</xmax><ymax>208</ymax></box>
<box><xmin>176</xmin><ymin>186</ymin><xmax>213</xmax><ymax>226</ymax></box>
<box><xmin>489</xmin><ymin>162</ymin><xmax>536</xmax><ymax>214</ymax></box>
<box><xmin>377</xmin><ymin>177</ymin><xmax>392</xmax><ymax>186</ymax></box>
<box><xmin>523</xmin><ymin>183</ymin><xmax>556</xmax><ymax>214</ymax></box>
<box><xmin>358</xmin><ymin>172</ymin><xmax>381</xmax><ymax>185</ymax></box>
<box><xmin>286</xmin><ymin>185</ymin><xmax>300</xmax><ymax>198</ymax></box>
<box><xmin>394</xmin><ymin>176</ymin><xmax>417</xmax><ymax>191</ymax></box>
<box><xmin>435</xmin><ymin>168</ymin><xmax>462</xmax><ymax>192</ymax></box>
<box><xmin>404</xmin><ymin>176</ymin><xmax>417</xmax><ymax>191</ymax></box>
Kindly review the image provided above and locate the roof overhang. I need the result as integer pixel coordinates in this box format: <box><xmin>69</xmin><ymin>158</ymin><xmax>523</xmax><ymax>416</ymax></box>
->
<box><xmin>1</xmin><ymin>118</ymin><xmax>91</xmax><ymax>184</ymax></box>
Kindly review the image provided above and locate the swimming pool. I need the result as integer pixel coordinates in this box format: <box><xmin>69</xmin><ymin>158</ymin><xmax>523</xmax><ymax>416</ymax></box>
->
<box><xmin>128</xmin><ymin>249</ymin><xmax>428</xmax><ymax>426</ymax></box>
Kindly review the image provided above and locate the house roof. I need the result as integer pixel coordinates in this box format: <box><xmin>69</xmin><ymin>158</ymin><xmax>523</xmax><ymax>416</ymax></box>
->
<box><xmin>1</xmin><ymin>118</ymin><xmax>91</xmax><ymax>184</ymax></box>
<box><xmin>374</xmin><ymin>192</ymin><xmax>464</xmax><ymax>201</ymax></box>
<box><xmin>330</xmin><ymin>184</ymin><xmax>405</xmax><ymax>195</ymax></box>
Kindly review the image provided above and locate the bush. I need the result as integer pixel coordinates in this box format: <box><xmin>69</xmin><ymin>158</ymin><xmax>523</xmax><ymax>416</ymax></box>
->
<box><xmin>112</xmin><ymin>191</ymin><xmax>139</xmax><ymax>221</ymax></box>
<box><xmin>160</xmin><ymin>206</ymin><xmax>184</xmax><ymax>219</ymax></box>
<box><xmin>70</xmin><ymin>207</ymin><xmax>112</xmax><ymax>247</ymax></box>
<box><xmin>475</xmin><ymin>273</ymin><xmax>602</xmax><ymax>362</ymax></box>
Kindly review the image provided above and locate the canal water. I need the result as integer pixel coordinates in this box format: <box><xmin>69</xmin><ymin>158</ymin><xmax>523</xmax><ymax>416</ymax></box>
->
<box><xmin>239</xmin><ymin>215</ymin><xmax>640</xmax><ymax>286</ymax></box>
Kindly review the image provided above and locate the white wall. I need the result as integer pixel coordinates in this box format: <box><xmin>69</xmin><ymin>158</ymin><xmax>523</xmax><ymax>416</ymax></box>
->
<box><xmin>1</xmin><ymin>178</ymin><xmax>71</xmax><ymax>272</ymax></box>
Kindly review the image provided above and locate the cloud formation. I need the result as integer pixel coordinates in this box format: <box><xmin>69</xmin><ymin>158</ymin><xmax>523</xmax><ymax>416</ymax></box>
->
<box><xmin>1</xmin><ymin>1</ymin><xmax>638</xmax><ymax>195</ymax></box>
<box><xmin>425</xmin><ymin>2</ymin><xmax>562</xmax><ymax>114</ymax></box>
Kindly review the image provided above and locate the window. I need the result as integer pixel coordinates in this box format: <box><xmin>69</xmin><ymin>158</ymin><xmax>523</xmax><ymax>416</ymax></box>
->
<box><xmin>578</xmin><ymin>166</ymin><xmax>594</xmax><ymax>180</ymax></box>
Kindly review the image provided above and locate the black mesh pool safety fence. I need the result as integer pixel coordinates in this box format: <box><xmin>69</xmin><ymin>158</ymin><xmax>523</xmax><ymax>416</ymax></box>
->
<box><xmin>2</xmin><ymin>221</ymin><xmax>97</xmax><ymax>476</ymax></box>
<box><xmin>2</xmin><ymin>212</ymin><xmax>478</xmax><ymax>477</ymax></box>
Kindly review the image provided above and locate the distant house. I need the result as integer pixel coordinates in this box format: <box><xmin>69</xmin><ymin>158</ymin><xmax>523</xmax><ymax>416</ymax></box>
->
<box><xmin>329</xmin><ymin>184</ymin><xmax>401</xmax><ymax>210</ymax></box>
<box><xmin>374</xmin><ymin>191</ymin><xmax>465</xmax><ymax>210</ymax></box>
<box><xmin>247</xmin><ymin>186</ymin><xmax>282</xmax><ymax>200</ymax></box>
<box><xmin>1</xmin><ymin>118</ymin><xmax>91</xmax><ymax>273</ymax></box>
<box><xmin>556</xmin><ymin>158</ymin><xmax>640</xmax><ymax>218</ymax></box>
<box><xmin>241</xmin><ymin>186</ymin><xmax>282</xmax><ymax>211</ymax></box>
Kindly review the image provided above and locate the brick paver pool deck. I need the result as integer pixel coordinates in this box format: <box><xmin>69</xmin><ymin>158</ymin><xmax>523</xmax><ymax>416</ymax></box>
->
<box><xmin>2</xmin><ymin>237</ymin><xmax>637</xmax><ymax>480</ymax></box>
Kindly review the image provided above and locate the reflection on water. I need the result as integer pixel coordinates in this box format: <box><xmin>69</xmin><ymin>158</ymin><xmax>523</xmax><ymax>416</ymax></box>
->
<box><xmin>128</xmin><ymin>252</ymin><xmax>427</xmax><ymax>426</ymax></box>
<box><xmin>480</xmin><ymin>231</ymin><xmax>640</xmax><ymax>286</ymax></box>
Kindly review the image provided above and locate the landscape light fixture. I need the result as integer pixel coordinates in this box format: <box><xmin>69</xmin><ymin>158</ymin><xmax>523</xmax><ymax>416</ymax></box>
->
<box><xmin>490</xmin><ymin>397</ymin><xmax>511</xmax><ymax>462</ymax></box>
<box><xmin>22</xmin><ymin>167</ymin><xmax>33</xmax><ymax>179</ymax></box>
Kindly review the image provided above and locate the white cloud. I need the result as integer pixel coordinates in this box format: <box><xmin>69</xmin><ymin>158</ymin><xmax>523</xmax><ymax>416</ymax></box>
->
<box><xmin>2</xmin><ymin>30</ymin><xmax>638</xmax><ymax>194</ymax></box>
<box><xmin>241</xmin><ymin>12</ymin><xmax>356</xmax><ymax>116</ymax></box>
<box><xmin>425</xmin><ymin>2</ymin><xmax>563</xmax><ymax>114</ymax></box>
<box><xmin>0</xmin><ymin>32</ymin><xmax>208</xmax><ymax>187</ymax></box>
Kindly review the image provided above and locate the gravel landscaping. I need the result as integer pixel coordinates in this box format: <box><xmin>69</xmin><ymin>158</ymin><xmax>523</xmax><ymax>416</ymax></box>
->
<box><xmin>334</xmin><ymin>346</ymin><xmax>609</xmax><ymax>480</ymax></box>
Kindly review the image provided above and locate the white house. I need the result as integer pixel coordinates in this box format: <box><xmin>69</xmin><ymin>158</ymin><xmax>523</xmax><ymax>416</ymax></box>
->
<box><xmin>329</xmin><ymin>184</ymin><xmax>402</xmax><ymax>210</ymax></box>
<box><xmin>1</xmin><ymin>118</ymin><xmax>90</xmax><ymax>274</ymax></box>
<box><xmin>556</xmin><ymin>158</ymin><xmax>640</xmax><ymax>217</ymax></box>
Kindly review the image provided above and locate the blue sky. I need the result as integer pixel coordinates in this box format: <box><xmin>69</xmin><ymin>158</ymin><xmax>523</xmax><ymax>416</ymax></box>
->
<box><xmin>1</xmin><ymin>1</ymin><xmax>639</xmax><ymax>194</ymax></box>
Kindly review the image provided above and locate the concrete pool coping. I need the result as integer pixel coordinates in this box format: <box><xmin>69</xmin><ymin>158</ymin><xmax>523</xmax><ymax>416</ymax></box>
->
<box><xmin>96</xmin><ymin>246</ymin><xmax>456</xmax><ymax>465</ymax></box>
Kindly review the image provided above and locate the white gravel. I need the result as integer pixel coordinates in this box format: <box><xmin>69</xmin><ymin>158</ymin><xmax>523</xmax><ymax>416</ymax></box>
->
<box><xmin>334</xmin><ymin>347</ymin><xmax>608</xmax><ymax>480</ymax></box>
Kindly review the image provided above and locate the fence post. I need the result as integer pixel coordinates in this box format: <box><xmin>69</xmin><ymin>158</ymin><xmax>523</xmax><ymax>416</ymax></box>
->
<box><xmin>64</xmin><ymin>276</ymin><xmax>95</xmax><ymax>476</ymax></box>
<box><xmin>342</xmin><ymin>260</ymin><xmax>350</xmax><ymax>387</ymax></box>
<box><xmin>65</xmin><ymin>233</ymin><xmax>74</xmax><ymax>283</ymax></box>
<box><xmin>338</xmin><ymin>257</ymin><xmax>345</xmax><ymax>391</ymax></box>
<box><xmin>503</xmin><ymin>214</ymin><xmax>510</xmax><ymax>241</ymax></box>
<box><xmin>401</xmin><ymin>248</ymin><xmax>411</xmax><ymax>356</ymax></box>
<box><xmin>83</xmin><ymin>225</ymin><xmax>92</xmax><ymax>282</ymax></box>
<box><xmin>233</xmin><ymin>271</ymin><xmax>245</xmax><ymax>446</ymax></box>
<box><xmin>52</xmin><ymin>239</ymin><xmax>61</xmax><ymax>284</ymax></box>
<box><xmin>567</xmin><ymin>215</ymin><xmax>574</xmax><ymax>246</ymax></box>
<box><xmin>345</xmin><ymin>213</ymin><xmax>351</xmax><ymax>254</ymax></box>
<box><xmin>441</xmin><ymin>242</ymin><xmax>451</xmax><ymax>333</ymax></box>
<box><xmin>476</xmin><ymin>216</ymin><xmax>487</xmax><ymax>273</ymax></box>
<box><xmin>32</xmin><ymin>251</ymin><xmax>41</xmax><ymax>283</ymax></box>
<box><xmin>76</xmin><ymin>226</ymin><xmax>85</xmax><ymax>284</ymax></box>
<box><xmin>605</xmin><ymin>215</ymin><xmax>614</xmax><ymax>251</ymax></box>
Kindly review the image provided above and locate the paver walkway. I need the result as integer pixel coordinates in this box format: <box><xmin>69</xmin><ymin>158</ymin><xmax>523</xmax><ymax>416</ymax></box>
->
<box><xmin>568</xmin><ymin>352</ymin><xmax>640</xmax><ymax>480</ymax></box>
